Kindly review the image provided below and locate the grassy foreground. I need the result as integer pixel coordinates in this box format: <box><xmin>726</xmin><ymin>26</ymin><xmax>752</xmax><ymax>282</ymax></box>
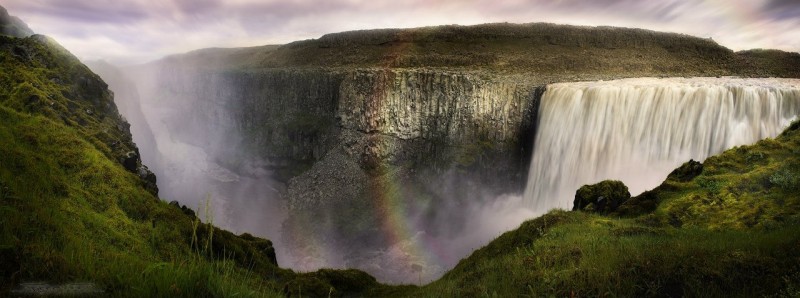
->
<box><xmin>404</xmin><ymin>121</ymin><xmax>800</xmax><ymax>297</ymax></box>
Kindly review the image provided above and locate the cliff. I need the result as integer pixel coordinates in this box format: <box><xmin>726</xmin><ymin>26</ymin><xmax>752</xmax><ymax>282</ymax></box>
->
<box><xmin>85</xmin><ymin>60</ymin><xmax>160</xmax><ymax>173</ymax></box>
<box><xmin>0</xmin><ymin>6</ymin><xmax>33</xmax><ymax>38</ymax></box>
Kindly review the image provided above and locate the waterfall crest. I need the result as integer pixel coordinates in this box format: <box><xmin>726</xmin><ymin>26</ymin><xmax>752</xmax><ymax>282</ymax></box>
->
<box><xmin>524</xmin><ymin>77</ymin><xmax>800</xmax><ymax>211</ymax></box>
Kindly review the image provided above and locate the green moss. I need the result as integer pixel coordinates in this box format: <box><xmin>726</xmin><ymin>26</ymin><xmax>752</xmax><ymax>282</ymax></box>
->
<box><xmin>769</xmin><ymin>166</ymin><xmax>799</xmax><ymax>190</ymax></box>
<box><xmin>573</xmin><ymin>180</ymin><xmax>630</xmax><ymax>213</ymax></box>
<box><xmin>405</xmin><ymin>211</ymin><xmax>800</xmax><ymax>297</ymax></box>
<box><xmin>0</xmin><ymin>106</ymin><xmax>289</xmax><ymax>296</ymax></box>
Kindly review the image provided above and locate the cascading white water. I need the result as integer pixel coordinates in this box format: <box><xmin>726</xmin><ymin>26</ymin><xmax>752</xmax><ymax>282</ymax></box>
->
<box><xmin>524</xmin><ymin>77</ymin><xmax>800</xmax><ymax>211</ymax></box>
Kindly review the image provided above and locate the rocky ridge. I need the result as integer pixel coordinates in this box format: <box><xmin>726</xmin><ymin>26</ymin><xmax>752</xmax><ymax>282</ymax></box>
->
<box><xmin>0</xmin><ymin>6</ymin><xmax>33</xmax><ymax>38</ymax></box>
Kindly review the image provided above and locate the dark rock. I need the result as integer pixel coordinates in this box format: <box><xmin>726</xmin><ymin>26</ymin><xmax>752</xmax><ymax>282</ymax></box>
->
<box><xmin>0</xmin><ymin>5</ymin><xmax>34</xmax><ymax>38</ymax></box>
<box><xmin>137</xmin><ymin>165</ymin><xmax>158</xmax><ymax>196</ymax></box>
<box><xmin>169</xmin><ymin>200</ymin><xmax>197</xmax><ymax>219</ymax></box>
<box><xmin>781</xmin><ymin>119</ymin><xmax>800</xmax><ymax>137</ymax></box>
<box><xmin>12</xmin><ymin>46</ymin><xmax>28</xmax><ymax>59</ymax></box>
<box><xmin>239</xmin><ymin>233</ymin><xmax>278</xmax><ymax>266</ymax></box>
<box><xmin>25</xmin><ymin>94</ymin><xmax>40</xmax><ymax>106</ymax></box>
<box><xmin>282</xmin><ymin>269</ymin><xmax>377</xmax><ymax>297</ymax></box>
<box><xmin>122</xmin><ymin>151</ymin><xmax>138</xmax><ymax>172</ymax></box>
<box><xmin>180</xmin><ymin>206</ymin><xmax>195</xmax><ymax>219</ymax></box>
<box><xmin>666</xmin><ymin>159</ymin><xmax>703</xmax><ymax>182</ymax></box>
<box><xmin>615</xmin><ymin>188</ymin><xmax>660</xmax><ymax>217</ymax></box>
<box><xmin>573</xmin><ymin>180</ymin><xmax>631</xmax><ymax>214</ymax></box>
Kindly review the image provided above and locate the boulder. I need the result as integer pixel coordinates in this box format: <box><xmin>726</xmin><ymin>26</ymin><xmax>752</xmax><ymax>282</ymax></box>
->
<box><xmin>573</xmin><ymin>180</ymin><xmax>630</xmax><ymax>214</ymax></box>
<box><xmin>122</xmin><ymin>151</ymin><xmax>138</xmax><ymax>172</ymax></box>
<box><xmin>169</xmin><ymin>200</ymin><xmax>196</xmax><ymax>219</ymax></box>
<box><xmin>666</xmin><ymin>159</ymin><xmax>703</xmax><ymax>182</ymax></box>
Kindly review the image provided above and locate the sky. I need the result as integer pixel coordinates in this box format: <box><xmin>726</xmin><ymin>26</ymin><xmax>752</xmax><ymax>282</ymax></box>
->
<box><xmin>2</xmin><ymin>0</ymin><xmax>799</xmax><ymax>65</ymax></box>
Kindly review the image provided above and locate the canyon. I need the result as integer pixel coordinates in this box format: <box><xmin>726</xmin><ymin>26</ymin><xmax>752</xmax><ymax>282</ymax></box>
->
<box><xmin>99</xmin><ymin>24</ymin><xmax>800</xmax><ymax>283</ymax></box>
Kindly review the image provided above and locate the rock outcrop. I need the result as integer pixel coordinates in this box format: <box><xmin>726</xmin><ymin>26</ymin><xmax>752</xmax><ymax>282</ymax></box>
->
<box><xmin>0</xmin><ymin>6</ymin><xmax>33</xmax><ymax>38</ymax></box>
<box><xmin>573</xmin><ymin>180</ymin><xmax>631</xmax><ymax>214</ymax></box>
<box><xmin>86</xmin><ymin>60</ymin><xmax>160</xmax><ymax>172</ymax></box>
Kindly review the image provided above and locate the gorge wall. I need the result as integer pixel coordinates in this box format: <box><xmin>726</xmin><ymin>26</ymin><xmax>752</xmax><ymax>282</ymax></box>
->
<box><xmin>124</xmin><ymin>62</ymin><xmax>540</xmax><ymax>282</ymax></box>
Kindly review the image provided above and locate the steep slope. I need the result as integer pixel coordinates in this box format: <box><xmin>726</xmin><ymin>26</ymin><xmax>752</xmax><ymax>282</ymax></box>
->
<box><xmin>0</xmin><ymin>15</ymin><xmax>388</xmax><ymax>297</ymax></box>
<box><xmin>0</xmin><ymin>34</ymin><xmax>157</xmax><ymax>194</ymax></box>
<box><xmin>84</xmin><ymin>60</ymin><xmax>159</xmax><ymax>171</ymax></box>
<box><xmin>0</xmin><ymin>29</ymin><xmax>279</xmax><ymax>296</ymax></box>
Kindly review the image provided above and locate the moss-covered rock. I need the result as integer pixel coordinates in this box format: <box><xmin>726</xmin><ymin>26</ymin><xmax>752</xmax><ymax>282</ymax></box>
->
<box><xmin>573</xmin><ymin>180</ymin><xmax>631</xmax><ymax>214</ymax></box>
<box><xmin>281</xmin><ymin>268</ymin><xmax>378</xmax><ymax>297</ymax></box>
<box><xmin>667</xmin><ymin>159</ymin><xmax>704</xmax><ymax>182</ymax></box>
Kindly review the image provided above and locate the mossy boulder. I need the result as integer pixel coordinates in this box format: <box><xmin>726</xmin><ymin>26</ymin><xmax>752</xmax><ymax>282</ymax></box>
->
<box><xmin>573</xmin><ymin>180</ymin><xmax>631</xmax><ymax>214</ymax></box>
<box><xmin>282</xmin><ymin>268</ymin><xmax>378</xmax><ymax>297</ymax></box>
<box><xmin>666</xmin><ymin>159</ymin><xmax>703</xmax><ymax>182</ymax></box>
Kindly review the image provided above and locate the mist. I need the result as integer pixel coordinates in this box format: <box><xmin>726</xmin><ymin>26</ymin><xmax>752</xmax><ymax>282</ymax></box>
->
<box><xmin>87</xmin><ymin>57</ymin><xmax>545</xmax><ymax>283</ymax></box>
<box><xmin>88</xmin><ymin>60</ymin><xmax>291</xmax><ymax>263</ymax></box>
<box><xmin>92</xmin><ymin>57</ymin><xmax>800</xmax><ymax>285</ymax></box>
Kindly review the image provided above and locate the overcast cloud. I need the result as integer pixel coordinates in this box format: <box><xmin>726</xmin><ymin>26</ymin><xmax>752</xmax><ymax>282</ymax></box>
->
<box><xmin>2</xmin><ymin>0</ymin><xmax>798</xmax><ymax>64</ymax></box>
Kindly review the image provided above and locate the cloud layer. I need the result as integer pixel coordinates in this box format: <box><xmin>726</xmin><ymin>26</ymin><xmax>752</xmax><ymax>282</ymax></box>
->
<box><xmin>2</xmin><ymin>0</ymin><xmax>798</xmax><ymax>64</ymax></box>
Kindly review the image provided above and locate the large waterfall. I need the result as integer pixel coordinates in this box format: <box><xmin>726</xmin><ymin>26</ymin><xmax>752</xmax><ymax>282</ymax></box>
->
<box><xmin>524</xmin><ymin>78</ymin><xmax>800</xmax><ymax>211</ymax></box>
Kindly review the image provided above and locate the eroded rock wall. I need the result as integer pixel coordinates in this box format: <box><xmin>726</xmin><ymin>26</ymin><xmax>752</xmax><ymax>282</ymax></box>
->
<box><xmin>126</xmin><ymin>62</ymin><xmax>541</xmax><ymax>282</ymax></box>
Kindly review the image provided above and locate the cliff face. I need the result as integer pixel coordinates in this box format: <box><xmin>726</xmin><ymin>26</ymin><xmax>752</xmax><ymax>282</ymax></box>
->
<box><xmin>338</xmin><ymin>69</ymin><xmax>532</xmax><ymax>143</ymax></box>
<box><xmin>0</xmin><ymin>6</ymin><xmax>33</xmax><ymax>38</ymax></box>
<box><xmin>85</xmin><ymin>61</ymin><xmax>159</xmax><ymax>173</ymax></box>
<box><xmin>126</xmin><ymin>61</ymin><xmax>540</xmax><ymax>282</ymax></box>
<box><xmin>131</xmin><ymin>64</ymin><xmax>538</xmax><ymax>183</ymax></box>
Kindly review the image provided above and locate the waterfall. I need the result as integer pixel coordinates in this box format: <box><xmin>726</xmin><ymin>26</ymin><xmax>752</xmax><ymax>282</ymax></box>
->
<box><xmin>523</xmin><ymin>77</ymin><xmax>800</xmax><ymax>211</ymax></box>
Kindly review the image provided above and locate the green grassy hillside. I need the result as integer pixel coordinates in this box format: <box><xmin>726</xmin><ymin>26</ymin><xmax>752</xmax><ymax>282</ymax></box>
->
<box><xmin>401</xmin><ymin>121</ymin><xmax>800</xmax><ymax>297</ymax></box>
<box><xmin>161</xmin><ymin>23</ymin><xmax>800</xmax><ymax>80</ymax></box>
<box><xmin>0</xmin><ymin>105</ymin><xmax>284</xmax><ymax>297</ymax></box>
<box><xmin>0</xmin><ymin>33</ymin><xmax>390</xmax><ymax>297</ymax></box>
<box><xmin>0</xmin><ymin>33</ymin><xmax>284</xmax><ymax>297</ymax></box>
